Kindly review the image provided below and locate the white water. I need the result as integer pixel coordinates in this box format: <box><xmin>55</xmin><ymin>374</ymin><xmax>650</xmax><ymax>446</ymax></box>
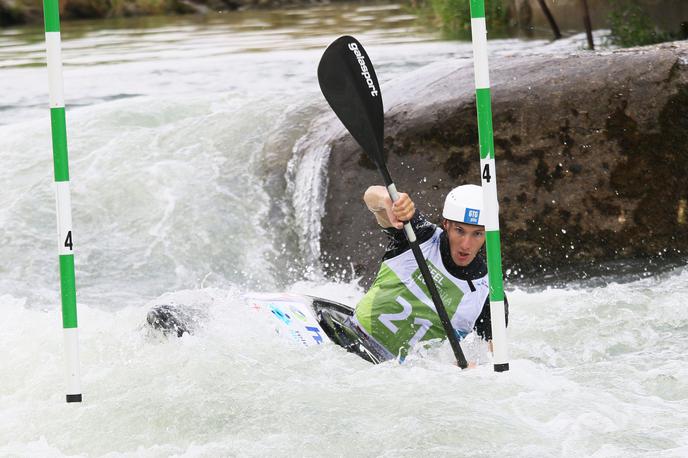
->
<box><xmin>1</xmin><ymin>3</ymin><xmax>686</xmax><ymax>456</ymax></box>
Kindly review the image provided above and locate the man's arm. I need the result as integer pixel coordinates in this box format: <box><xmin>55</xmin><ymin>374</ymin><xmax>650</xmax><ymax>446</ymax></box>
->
<box><xmin>364</xmin><ymin>186</ymin><xmax>437</xmax><ymax>260</ymax></box>
<box><xmin>364</xmin><ymin>185</ymin><xmax>415</xmax><ymax>229</ymax></box>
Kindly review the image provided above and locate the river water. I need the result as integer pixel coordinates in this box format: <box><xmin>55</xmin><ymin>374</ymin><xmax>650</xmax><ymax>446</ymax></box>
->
<box><xmin>1</xmin><ymin>3</ymin><xmax>687</xmax><ymax>456</ymax></box>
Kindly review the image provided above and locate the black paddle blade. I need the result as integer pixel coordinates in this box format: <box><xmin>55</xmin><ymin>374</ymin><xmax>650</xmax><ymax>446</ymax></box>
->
<box><xmin>318</xmin><ymin>35</ymin><xmax>385</xmax><ymax>167</ymax></box>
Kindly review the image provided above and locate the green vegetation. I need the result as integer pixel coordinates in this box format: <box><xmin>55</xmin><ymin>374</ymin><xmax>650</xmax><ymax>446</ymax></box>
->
<box><xmin>607</xmin><ymin>0</ymin><xmax>682</xmax><ymax>47</ymax></box>
<box><xmin>411</xmin><ymin>0</ymin><xmax>511</xmax><ymax>40</ymax></box>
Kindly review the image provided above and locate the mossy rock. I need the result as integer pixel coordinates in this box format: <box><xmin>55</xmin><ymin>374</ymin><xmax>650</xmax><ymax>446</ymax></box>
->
<box><xmin>299</xmin><ymin>41</ymin><xmax>688</xmax><ymax>285</ymax></box>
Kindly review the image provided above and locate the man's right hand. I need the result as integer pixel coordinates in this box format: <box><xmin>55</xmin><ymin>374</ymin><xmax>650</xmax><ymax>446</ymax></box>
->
<box><xmin>364</xmin><ymin>185</ymin><xmax>416</xmax><ymax>229</ymax></box>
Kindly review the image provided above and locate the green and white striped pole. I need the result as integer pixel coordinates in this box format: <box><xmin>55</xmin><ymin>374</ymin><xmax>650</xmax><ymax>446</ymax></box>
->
<box><xmin>469</xmin><ymin>0</ymin><xmax>509</xmax><ymax>372</ymax></box>
<box><xmin>43</xmin><ymin>0</ymin><xmax>82</xmax><ymax>402</ymax></box>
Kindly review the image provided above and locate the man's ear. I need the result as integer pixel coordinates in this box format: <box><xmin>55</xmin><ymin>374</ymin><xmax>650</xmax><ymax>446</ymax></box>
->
<box><xmin>442</xmin><ymin>219</ymin><xmax>449</xmax><ymax>231</ymax></box>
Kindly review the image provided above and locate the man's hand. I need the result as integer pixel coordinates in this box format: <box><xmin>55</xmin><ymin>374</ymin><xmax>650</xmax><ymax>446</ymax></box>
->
<box><xmin>364</xmin><ymin>185</ymin><xmax>416</xmax><ymax>229</ymax></box>
<box><xmin>389</xmin><ymin>192</ymin><xmax>415</xmax><ymax>229</ymax></box>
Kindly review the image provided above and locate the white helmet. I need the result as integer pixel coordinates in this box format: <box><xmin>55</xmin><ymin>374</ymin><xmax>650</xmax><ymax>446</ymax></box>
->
<box><xmin>442</xmin><ymin>185</ymin><xmax>484</xmax><ymax>225</ymax></box>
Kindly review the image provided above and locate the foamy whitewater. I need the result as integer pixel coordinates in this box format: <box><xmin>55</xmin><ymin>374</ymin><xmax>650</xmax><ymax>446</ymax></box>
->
<box><xmin>1</xmin><ymin>4</ymin><xmax>686</xmax><ymax>456</ymax></box>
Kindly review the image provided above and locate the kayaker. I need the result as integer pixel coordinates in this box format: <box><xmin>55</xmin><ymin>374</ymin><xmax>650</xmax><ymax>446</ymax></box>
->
<box><xmin>353</xmin><ymin>184</ymin><xmax>508</xmax><ymax>361</ymax></box>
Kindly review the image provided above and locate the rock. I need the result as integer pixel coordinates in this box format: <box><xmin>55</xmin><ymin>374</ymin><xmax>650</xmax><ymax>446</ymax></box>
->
<box><xmin>303</xmin><ymin>41</ymin><xmax>688</xmax><ymax>286</ymax></box>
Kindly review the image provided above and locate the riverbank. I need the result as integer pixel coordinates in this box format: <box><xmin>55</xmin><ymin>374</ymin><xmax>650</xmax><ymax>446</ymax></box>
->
<box><xmin>0</xmin><ymin>0</ymin><xmax>348</xmax><ymax>27</ymax></box>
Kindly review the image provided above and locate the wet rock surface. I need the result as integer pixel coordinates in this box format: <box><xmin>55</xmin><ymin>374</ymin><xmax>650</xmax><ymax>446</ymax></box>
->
<box><xmin>309</xmin><ymin>41</ymin><xmax>688</xmax><ymax>286</ymax></box>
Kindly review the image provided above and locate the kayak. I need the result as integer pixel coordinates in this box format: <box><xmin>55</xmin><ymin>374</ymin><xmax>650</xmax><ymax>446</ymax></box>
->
<box><xmin>146</xmin><ymin>292</ymin><xmax>390</xmax><ymax>364</ymax></box>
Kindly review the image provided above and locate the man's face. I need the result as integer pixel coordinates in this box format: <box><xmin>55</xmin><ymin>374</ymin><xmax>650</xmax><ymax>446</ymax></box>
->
<box><xmin>442</xmin><ymin>220</ymin><xmax>486</xmax><ymax>266</ymax></box>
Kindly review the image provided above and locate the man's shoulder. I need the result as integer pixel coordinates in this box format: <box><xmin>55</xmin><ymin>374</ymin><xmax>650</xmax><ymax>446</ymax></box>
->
<box><xmin>381</xmin><ymin>213</ymin><xmax>437</xmax><ymax>260</ymax></box>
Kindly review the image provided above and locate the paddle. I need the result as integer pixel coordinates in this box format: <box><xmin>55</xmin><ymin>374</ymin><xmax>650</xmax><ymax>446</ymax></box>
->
<box><xmin>317</xmin><ymin>35</ymin><xmax>469</xmax><ymax>369</ymax></box>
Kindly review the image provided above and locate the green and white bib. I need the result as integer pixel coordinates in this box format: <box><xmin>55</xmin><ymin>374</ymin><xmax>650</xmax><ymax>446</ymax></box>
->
<box><xmin>354</xmin><ymin>228</ymin><xmax>489</xmax><ymax>358</ymax></box>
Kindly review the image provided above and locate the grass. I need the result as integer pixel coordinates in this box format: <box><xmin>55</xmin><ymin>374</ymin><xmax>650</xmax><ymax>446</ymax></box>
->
<box><xmin>607</xmin><ymin>0</ymin><xmax>682</xmax><ymax>48</ymax></box>
<box><xmin>410</xmin><ymin>0</ymin><xmax>511</xmax><ymax>40</ymax></box>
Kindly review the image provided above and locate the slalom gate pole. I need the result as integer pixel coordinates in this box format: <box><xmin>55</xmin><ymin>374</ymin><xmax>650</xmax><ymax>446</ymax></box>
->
<box><xmin>469</xmin><ymin>0</ymin><xmax>509</xmax><ymax>372</ymax></box>
<box><xmin>42</xmin><ymin>0</ymin><xmax>82</xmax><ymax>402</ymax></box>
